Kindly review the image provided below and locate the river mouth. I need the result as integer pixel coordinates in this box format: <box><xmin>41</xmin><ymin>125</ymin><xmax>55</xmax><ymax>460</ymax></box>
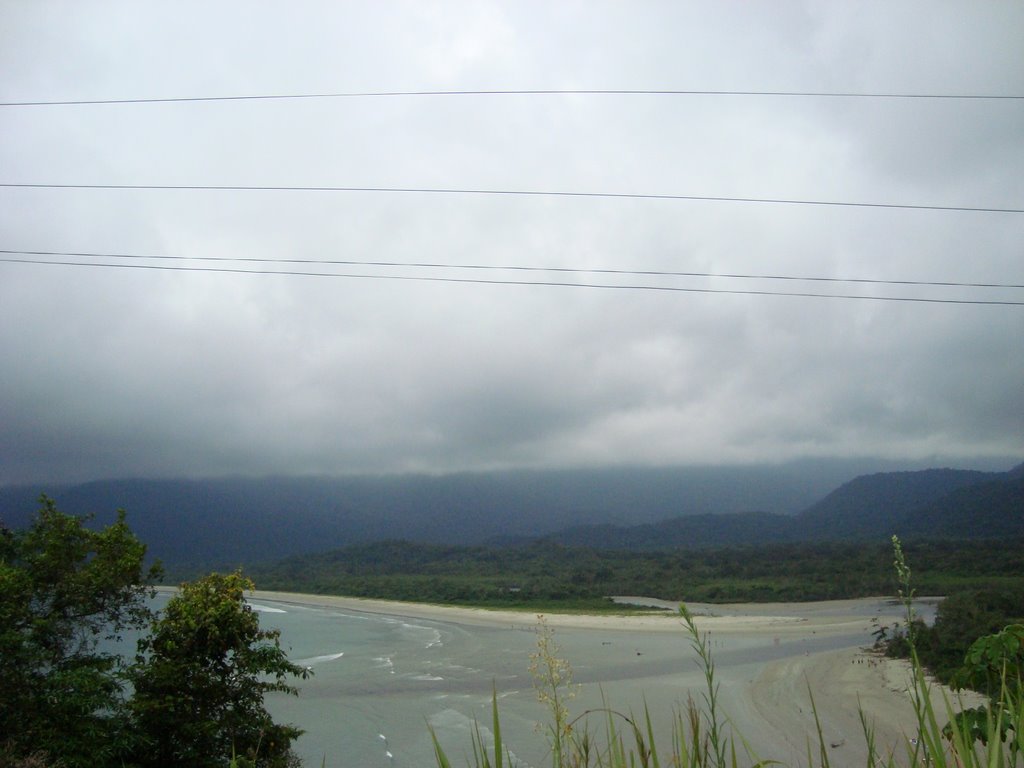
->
<box><xmin>243</xmin><ymin>593</ymin><xmax>936</xmax><ymax>767</ymax></box>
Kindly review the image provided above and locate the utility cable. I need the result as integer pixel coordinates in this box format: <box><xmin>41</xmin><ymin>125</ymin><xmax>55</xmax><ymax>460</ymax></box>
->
<box><xmin>2</xmin><ymin>255</ymin><xmax>1021</xmax><ymax>306</ymax></box>
<box><xmin>1</xmin><ymin>249</ymin><xmax>1020</xmax><ymax>290</ymax></box>
<box><xmin>2</xmin><ymin>183</ymin><xmax>1019</xmax><ymax>214</ymax></box>
<box><xmin>2</xmin><ymin>88</ymin><xmax>1022</xmax><ymax>107</ymax></box>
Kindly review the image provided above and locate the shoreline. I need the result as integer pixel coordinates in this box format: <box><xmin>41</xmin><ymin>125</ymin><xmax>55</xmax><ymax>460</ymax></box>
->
<box><xmin>239</xmin><ymin>587</ymin><xmax>925</xmax><ymax>635</ymax></box>
<box><xmin>239</xmin><ymin>589</ymin><xmax>978</xmax><ymax>768</ymax></box>
<box><xmin>153</xmin><ymin>584</ymin><xmax>944</xmax><ymax>642</ymax></box>
<box><xmin>153</xmin><ymin>586</ymin><xmax>982</xmax><ymax>768</ymax></box>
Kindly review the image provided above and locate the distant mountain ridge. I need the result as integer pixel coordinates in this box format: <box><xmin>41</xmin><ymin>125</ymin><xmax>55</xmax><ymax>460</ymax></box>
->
<box><xmin>546</xmin><ymin>465</ymin><xmax>1024</xmax><ymax>550</ymax></box>
<box><xmin>0</xmin><ymin>461</ymin><xmax>1020</xmax><ymax>571</ymax></box>
<box><xmin>903</xmin><ymin>471</ymin><xmax>1024</xmax><ymax>537</ymax></box>
<box><xmin>793</xmin><ymin>468</ymin><xmax>998</xmax><ymax>539</ymax></box>
<box><xmin>0</xmin><ymin>464</ymin><xmax>847</xmax><ymax>568</ymax></box>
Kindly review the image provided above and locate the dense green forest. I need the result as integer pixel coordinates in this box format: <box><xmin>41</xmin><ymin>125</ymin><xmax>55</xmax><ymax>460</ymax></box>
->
<box><xmin>247</xmin><ymin>537</ymin><xmax>1024</xmax><ymax>608</ymax></box>
<box><xmin>5</xmin><ymin>463</ymin><xmax>1019</xmax><ymax>577</ymax></box>
<box><xmin>1</xmin><ymin>498</ymin><xmax>307</xmax><ymax>767</ymax></box>
<box><xmin>884</xmin><ymin>587</ymin><xmax>1024</xmax><ymax>691</ymax></box>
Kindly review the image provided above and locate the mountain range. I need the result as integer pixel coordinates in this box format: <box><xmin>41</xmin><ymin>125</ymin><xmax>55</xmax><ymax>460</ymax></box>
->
<box><xmin>1</xmin><ymin>460</ymin><xmax>1020</xmax><ymax>572</ymax></box>
<box><xmin>552</xmin><ymin>466</ymin><xmax>1024</xmax><ymax>549</ymax></box>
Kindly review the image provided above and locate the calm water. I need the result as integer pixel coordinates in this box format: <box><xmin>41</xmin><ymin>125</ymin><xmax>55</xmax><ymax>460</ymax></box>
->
<box><xmin>251</xmin><ymin>596</ymin><xmax>926</xmax><ymax>767</ymax></box>
<box><xmin>255</xmin><ymin>598</ymin><xmax>553</xmax><ymax>766</ymax></box>
<box><xmin>124</xmin><ymin>594</ymin><xmax>929</xmax><ymax>767</ymax></box>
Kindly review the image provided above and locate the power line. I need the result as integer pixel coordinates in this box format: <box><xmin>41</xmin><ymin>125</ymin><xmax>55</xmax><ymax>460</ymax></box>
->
<box><xmin>2</xmin><ymin>183</ymin><xmax>1020</xmax><ymax>214</ymax></box>
<box><xmin>2</xmin><ymin>255</ymin><xmax>1021</xmax><ymax>306</ymax></box>
<box><xmin>2</xmin><ymin>248</ymin><xmax>1021</xmax><ymax>290</ymax></box>
<box><xmin>2</xmin><ymin>88</ymin><xmax>1021</xmax><ymax>107</ymax></box>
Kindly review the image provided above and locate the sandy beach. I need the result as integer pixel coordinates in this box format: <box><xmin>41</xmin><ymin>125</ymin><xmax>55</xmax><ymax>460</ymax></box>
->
<box><xmin>248</xmin><ymin>589</ymin><xmax>889</xmax><ymax>633</ymax></box>
<box><xmin>246</xmin><ymin>590</ymin><xmax>982</xmax><ymax>768</ymax></box>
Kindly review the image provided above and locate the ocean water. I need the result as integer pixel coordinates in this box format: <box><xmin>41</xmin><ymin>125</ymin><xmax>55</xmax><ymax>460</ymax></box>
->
<box><xmin>122</xmin><ymin>594</ymin><xmax>928</xmax><ymax>767</ymax></box>
<box><xmin>250</xmin><ymin>596</ymin><xmax>918</xmax><ymax>767</ymax></box>
<box><xmin>255</xmin><ymin>599</ymin><xmax>557</xmax><ymax>766</ymax></box>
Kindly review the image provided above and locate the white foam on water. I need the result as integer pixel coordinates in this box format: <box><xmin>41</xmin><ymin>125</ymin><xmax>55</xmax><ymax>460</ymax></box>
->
<box><xmin>399</xmin><ymin>621</ymin><xmax>445</xmax><ymax>649</ymax></box>
<box><xmin>424</xmin><ymin>628</ymin><xmax>443</xmax><ymax>648</ymax></box>
<box><xmin>427</xmin><ymin>708</ymin><xmax>474</xmax><ymax>732</ymax></box>
<box><xmin>248</xmin><ymin>603</ymin><xmax>287</xmax><ymax>614</ymax></box>
<box><xmin>295</xmin><ymin>651</ymin><xmax>345</xmax><ymax>666</ymax></box>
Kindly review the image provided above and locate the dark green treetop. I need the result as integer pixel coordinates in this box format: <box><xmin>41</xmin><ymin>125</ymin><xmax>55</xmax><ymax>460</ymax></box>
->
<box><xmin>0</xmin><ymin>495</ymin><xmax>161</xmax><ymax>765</ymax></box>
<box><xmin>129</xmin><ymin>571</ymin><xmax>310</xmax><ymax>767</ymax></box>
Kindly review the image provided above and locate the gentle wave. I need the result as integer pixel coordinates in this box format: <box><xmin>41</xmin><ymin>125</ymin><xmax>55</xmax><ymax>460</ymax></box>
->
<box><xmin>443</xmin><ymin>663</ymin><xmax>481</xmax><ymax>675</ymax></box>
<box><xmin>248</xmin><ymin>603</ymin><xmax>287</xmax><ymax>614</ymax></box>
<box><xmin>427</xmin><ymin>708</ymin><xmax>474</xmax><ymax>732</ymax></box>
<box><xmin>399</xmin><ymin>621</ymin><xmax>445</xmax><ymax>649</ymax></box>
<box><xmin>295</xmin><ymin>651</ymin><xmax>345</xmax><ymax>666</ymax></box>
<box><xmin>424</xmin><ymin>628</ymin><xmax>443</xmax><ymax>648</ymax></box>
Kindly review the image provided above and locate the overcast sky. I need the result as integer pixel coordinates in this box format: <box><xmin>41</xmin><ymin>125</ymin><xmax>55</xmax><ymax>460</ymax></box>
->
<box><xmin>1</xmin><ymin>1</ymin><xmax>1022</xmax><ymax>486</ymax></box>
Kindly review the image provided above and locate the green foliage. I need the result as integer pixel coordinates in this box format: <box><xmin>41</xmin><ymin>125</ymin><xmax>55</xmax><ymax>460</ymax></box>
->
<box><xmin>942</xmin><ymin>705</ymin><xmax>1017</xmax><ymax>747</ymax></box>
<box><xmin>951</xmin><ymin>623</ymin><xmax>1024</xmax><ymax>712</ymax></box>
<box><xmin>1</xmin><ymin>496</ymin><xmax>312</xmax><ymax>767</ymax></box>
<box><xmin>887</xmin><ymin>588</ymin><xmax>1024</xmax><ymax>690</ymax></box>
<box><xmin>432</xmin><ymin>539</ymin><xmax>1024</xmax><ymax>768</ymax></box>
<box><xmin>433</xmin><ymin>604</ymin><xmax>768</xmax><ymax>768</ymax></box>
<box><xmin>0</xmin><ymin>495</ymin><xmax>161</xmax><ymax>766</ymax></box>
<box><xmin>885</xmin><ymin>537</ymin><xmax>1022</xmax><ymax>759</ymax></box>
<box><xmin>248</xmin><ymin>537</ymin><xmax>1024</xmax><ymax>608</ymax></box>
<box><xmin>430</xmin><ymin>684</ymin><xmax>514</xmax><ymax>768</ymax></box>
<box><xmin>678</xmin><ymin>604</ymin><xmax>729</xmax><ymax>768</ymax></box>
<box><xmin>129</xmin><ymin>571</ymin><xmax>310</xmax><ymax>767</ymax></box>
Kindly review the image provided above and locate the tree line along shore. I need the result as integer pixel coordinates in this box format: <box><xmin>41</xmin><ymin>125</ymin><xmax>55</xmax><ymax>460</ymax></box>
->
<box><xmin>243</xmin><ymin>537</ymin><xmax>1024</xmax><ymax>609</ymax></box>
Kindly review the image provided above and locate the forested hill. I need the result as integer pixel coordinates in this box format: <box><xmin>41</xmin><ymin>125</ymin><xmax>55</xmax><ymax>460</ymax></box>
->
<box><xmin>0</xmin><ymin>463</ymin><xmax>864</xmax><ymax>568</ymax></box>
<box><xmin>0</xmin><ymin>461</ymin><xmax>1020</xmax><ymax>573</ymax></box>
<box><xmin>902</xmin><ymin>470</ymin><xmax>1024</xmax><ymax>537</ymax></box>
<box><xmin>548</xmin><ymin>465</ymin><xmax>1024</xmax><ymax>550</ymax></box>
<box><xmin>797</xmin><ymin>465</ymin><xmax>1023</xmax><ymax>540</ymax></box>
<box><xmin>792</xmin><ymin>468</ymin><xmax>998</xmax><ymax>538</ymax></box>
<box><xmin>547</xmin><ymin>511</ymin><xmax>797</xmax><ymax>550</ymax></box>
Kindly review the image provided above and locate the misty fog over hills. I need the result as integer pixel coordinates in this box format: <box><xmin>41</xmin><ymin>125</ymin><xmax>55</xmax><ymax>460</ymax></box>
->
<box><xmin>552</xmin><ymin>466</ymin><xmax>1023</xmax><ymax>550</ymax></box>
<box><xmin>0</xmin><ymin>459</ymin><xmax>1020</xmax><ymax>573</ymax></box>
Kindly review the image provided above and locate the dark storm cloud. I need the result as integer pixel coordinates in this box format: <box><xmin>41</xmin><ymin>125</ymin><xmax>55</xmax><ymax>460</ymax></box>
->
<box><xmin>0</xmin><ymin>1</ymin><xmax>1021</xmax><ymax>485</ymax></box>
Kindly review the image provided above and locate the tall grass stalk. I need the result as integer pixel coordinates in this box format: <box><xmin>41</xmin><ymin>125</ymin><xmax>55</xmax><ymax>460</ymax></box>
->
<box><xmin>889</xmin><ymin>535</ymin><xmax>1021</xmax><ymax>768</ymax></box>
<box><xmin>529</xmin><ymin>616</ymin><xmax>578</xmax><ymax>767</ymax></box>
<box><xmin>678</xmin><ymin>604</ymin><xmax>730</xmax><ymax>768</ymax></box>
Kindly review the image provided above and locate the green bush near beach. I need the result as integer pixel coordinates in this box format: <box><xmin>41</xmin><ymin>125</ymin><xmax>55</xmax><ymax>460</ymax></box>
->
<box><xmin>0</xmin><ymin>497</ymin><xmax>308</xmax><ymax>768</ymax></box>
<box><xmin>882</xmin><ymin>588</ymin><xmax>1024</xmax><ymax>690</ymax></box>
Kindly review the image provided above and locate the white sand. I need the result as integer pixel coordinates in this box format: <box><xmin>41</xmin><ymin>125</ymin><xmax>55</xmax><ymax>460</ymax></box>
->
<box><xmin>246</xmin><ymin>590</ymin><xmax>875</xmax><ymax>633</ymax></box>
<box><xmin>741</xmin><ymin>646</ymin><xmax>983</xmax><ymax>767</ymax></box>
<box><xmin>243</xmin><ymin>590</ymin><xmax>979</xmax><ymax>768</ymax></box>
